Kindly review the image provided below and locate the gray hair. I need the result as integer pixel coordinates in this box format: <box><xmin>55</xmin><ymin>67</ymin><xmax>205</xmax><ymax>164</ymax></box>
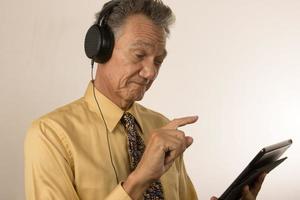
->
<box><xmin>95</xmin><ymin>0</ymin><xmax>175</xmax><ymax>37</ymax></box>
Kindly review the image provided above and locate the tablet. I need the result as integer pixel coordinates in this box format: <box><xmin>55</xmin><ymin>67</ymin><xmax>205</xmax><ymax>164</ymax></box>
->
<box><xmin>219</xmin><ymin>139</ymin><xmax>292</xmax><ymax>200</ymax></box>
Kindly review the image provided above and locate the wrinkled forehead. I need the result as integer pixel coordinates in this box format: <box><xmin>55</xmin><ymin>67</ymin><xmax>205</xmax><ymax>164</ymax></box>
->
<box><xmin>130</xmin><ymin>40</ymin><xmax>167</xmax><ymax>57</ymax></box>
<box><xmin>120</xmin><ymin>14</ymin><xmax>167</xmax><ymax>37</ymax></box>
<box><xmin>118</xmin><ymin>14</ymin><xmax>167</xmax><ymax>53</ymax></box>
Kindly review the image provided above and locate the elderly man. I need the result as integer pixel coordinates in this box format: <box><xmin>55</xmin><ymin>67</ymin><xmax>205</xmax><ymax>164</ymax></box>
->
<box><xmin>25</xmin><ymin>0</ymin><xmax>265</xmax><ymax>199</ymax></box>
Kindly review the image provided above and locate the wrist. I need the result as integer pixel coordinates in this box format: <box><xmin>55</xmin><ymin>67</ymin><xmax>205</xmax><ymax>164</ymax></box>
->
<box><xmin>123</xmin><ymin>170</ymin><xmax>151</xmax><ymax>200</ymax></box>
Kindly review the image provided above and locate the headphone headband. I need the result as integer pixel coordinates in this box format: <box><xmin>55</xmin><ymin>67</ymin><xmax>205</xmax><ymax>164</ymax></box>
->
<box><xmin>97</xmin><ymin>0</ymin><xmax>120</xmax><ymax>25</ymax></box>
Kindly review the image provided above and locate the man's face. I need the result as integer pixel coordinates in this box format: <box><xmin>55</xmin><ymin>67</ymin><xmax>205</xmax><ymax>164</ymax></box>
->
<box><xmin>101</xmin><ymin>14</ymin><xmax>167</xmax><ymax>107</ymax></box>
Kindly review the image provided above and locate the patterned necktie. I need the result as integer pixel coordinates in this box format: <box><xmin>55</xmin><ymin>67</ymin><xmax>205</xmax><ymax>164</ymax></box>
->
<box><xmin>121</xmin><ymin>112</ymin><xmax>164</xmax><ymax>200</ymax></box>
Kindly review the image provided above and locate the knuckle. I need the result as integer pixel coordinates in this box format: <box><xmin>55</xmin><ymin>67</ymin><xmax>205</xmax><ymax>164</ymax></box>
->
<box><xmin>175</xmin><ymin>130</ymin><xmax>186</xmax><ymax>141</ymax></box>
<box><xmin>150</xmin><ymin>131</ymin><xmax>161</xmax><ymax>141</ymax></box>
<box><xmin>151</xmin><ymin>131</ymin><xmax>158</xmax><ymax>138</ymax></box>
<box><xmin>181</xmin><ymin>141</ymin><xmax>187</xmax><ymax>151</ymax></box>
<box><xmin>177</xmin><ymin>130</ymin><xmax>185</xmax><ymax>137</ymax></box>
<box><xmin>172</xmin><ymin>118</ymin><xmax>180</xmax><ymax>124</ymax></box>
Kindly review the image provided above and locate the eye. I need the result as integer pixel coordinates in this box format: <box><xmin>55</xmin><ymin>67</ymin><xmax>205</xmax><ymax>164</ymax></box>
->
<box><xmin>136</xmin><ymin>53</ymin><xmax>145</xmax><ymax>59</ymax></box>
<box><xmin>134</xmin><ymin>51</ymin><xmax>146</xmax><ymax>59</ymax></box>
<box><xmin>154</xmin><ymin>59</ymin><xmax>164</xmax><ymax>67</ymax></box>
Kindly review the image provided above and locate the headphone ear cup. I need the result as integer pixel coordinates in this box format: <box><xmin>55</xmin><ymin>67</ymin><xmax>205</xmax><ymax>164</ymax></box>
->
<box><xmin>84</xmin><ymin>24</ymin><xmax>114</xmax><ymax>63</ymax></box>
<box><xmin>84</xmin><ymin>24</ymin><xmax>102</xmax><ymax>61</ymax></box>
<box><xmin>98</xmin><ymin>25</ymin><xmax>115</xmax><ymax>63</ymax></box>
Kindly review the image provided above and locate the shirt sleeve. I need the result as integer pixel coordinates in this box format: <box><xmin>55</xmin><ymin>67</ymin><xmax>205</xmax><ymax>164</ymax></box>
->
<box><xmin>177</xmin><ymin>156</ymin><xmax>198</xmax><ymax>200</ymax></box>
<box><xmin>104</xmin><ymin>183</ymin><xmax>132</xmax><ymax>200</ymax></box>
<box><xmin>24</xmin><ymin>120</ymin><xmax>133</xmax><ymax>200</ymax></box>
<box><xmin>24</xmin><ymin>120</ymin><xmax>80</xmax><ymax>200</ymax></box>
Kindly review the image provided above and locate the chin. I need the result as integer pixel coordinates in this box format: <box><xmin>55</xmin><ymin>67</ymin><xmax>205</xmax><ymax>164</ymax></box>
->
<box><xmin>128</xmin><ymin>91</ymin><xmax>146</xmax><ymax>102</ymax></box>
<box><xmin>122</xmin><ymin>86</ymin><xmax>147</xmax><ymax>103</ymax></box>
<box><xmin>135</xmin><ymin>94</ymin><xmax>145</xmax><ymax>101</ymax></box>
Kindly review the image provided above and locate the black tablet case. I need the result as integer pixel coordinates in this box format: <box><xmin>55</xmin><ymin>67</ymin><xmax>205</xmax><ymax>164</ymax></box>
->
<box><xmin>219</xmin><ymin>139</ymin><xmax>292</xmax><ymax>200</ymax></box>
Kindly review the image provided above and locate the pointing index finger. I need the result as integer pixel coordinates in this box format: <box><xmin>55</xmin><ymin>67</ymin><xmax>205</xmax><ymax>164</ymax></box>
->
<box><xmin>164</xmin><ymin>116</ymin><xmax>198</xmax><ymax>129</ymax></box>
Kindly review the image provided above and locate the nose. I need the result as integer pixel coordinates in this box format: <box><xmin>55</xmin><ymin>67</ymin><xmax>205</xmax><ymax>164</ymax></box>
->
<box><xmin>139</xmin><ymin>62</ymin><xmax>158</xmax><ymax>81</ymax></box>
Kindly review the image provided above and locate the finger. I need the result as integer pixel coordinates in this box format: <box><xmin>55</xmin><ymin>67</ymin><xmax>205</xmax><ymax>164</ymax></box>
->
<box><xmin>163</xmin><ymin>130</ymin><xmax>193</xmax><ymax>149</ymax></box>
<box><xmin>210</xmin><ymin>196</ymin><xmax>218</xmax><ymax>200</ymax></box>
<box><xmin>185</xmin><ymin>136</ymin><xmax>194</xmax><ymax>147</ymax></box>
<box><xmin>242</xmin><ymin>185</ymin><xmax>254</xmax><ymax>200</ymax></box>
<box><xmin>164</xmin><ymin>129</ymin><xmax>194</xmax><ymax>148</ymax></box>
<box><xmin>251</xmin><ymin>173</ymin><xmax>267</xmax><ymax>196</ymax></box>
<box><xmin>163</xmin><ymin>137</ymin><xmax>188</xmax><ymax>164</ymax></box>
<box><xmin>164</xmin><ymin>149</ymin><xmax>177</xmax><ymax>165</ymax></box>
<box><xmin>164</xmin><ymin>146</ymin><xmax>183</xmax><ymax>165</ymax></box>
<box><xmin>164</xmin><ymin>116</ymin><xmax>198</xmax><ymax>129</ymax></box>
<box><xmin>164</xmin><ymin>137</ymin><xmax>193</xmax><ymax>165</ymax></box>
<box><xmin>164</xmin><ymin>134</ymin><xmax>186</xmax><ymax>153</ymax></box>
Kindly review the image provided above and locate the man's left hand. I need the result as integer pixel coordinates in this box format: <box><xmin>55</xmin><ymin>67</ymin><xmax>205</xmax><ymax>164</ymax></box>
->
<box><xmin>210</xmin><ymin>173</ymin><xmax>267</xmax><ymax>200</ymax></box>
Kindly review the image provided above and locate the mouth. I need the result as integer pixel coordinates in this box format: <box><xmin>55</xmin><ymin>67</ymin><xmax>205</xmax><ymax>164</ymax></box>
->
<box><xmin>131</xmin><ymin>81</ymin><xmax>148</xmax><ymax>87</ymax></box>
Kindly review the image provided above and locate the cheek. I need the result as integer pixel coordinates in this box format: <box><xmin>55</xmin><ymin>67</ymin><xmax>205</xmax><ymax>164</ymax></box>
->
<box><xmin>108</xmin><ymin>66</ymin><xmax>139</xmax><ymax>89</ymax></box>
<box><xmin>106</xmin><ymin>58</ymin><xmax>129</xmax><ymax>86</ymax></box>
<box><xmin>109</xmin><ymin>49</ymin><xmax>142</xmax><ymax>87</ymax></box>
<box><xmin>107</xmin><ymin>70</ymin><xmax>127</xmax><ymax>89</ymax></box>
<box><xmin>121</xmin><ymin>67</ymin><xmax>142</xmax><ymax>86</ymax></box>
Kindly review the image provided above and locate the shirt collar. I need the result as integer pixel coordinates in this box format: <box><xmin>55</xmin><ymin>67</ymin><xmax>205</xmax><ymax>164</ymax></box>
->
<box><xmin>84</xmin><ymin>81</ymin><xmax>145</xmax><ymax>133</ymax></box>
<box><xmin>127</xmin><ymin>103</ymin><xmax>145</xmax><ymax>134</ymax></box>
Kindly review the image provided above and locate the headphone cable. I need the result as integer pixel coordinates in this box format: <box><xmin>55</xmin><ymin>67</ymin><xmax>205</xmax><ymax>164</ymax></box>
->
<box><xmin>91</xmin><ymin>60</ymin><xmax>119</xmax><ymax>184</ymax></box>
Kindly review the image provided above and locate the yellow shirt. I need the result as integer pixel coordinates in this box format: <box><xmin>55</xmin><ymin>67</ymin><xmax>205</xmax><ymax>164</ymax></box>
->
<box><xmin>24</xmin><ymin>82</ymin><xmax>198</xmax><ymax>200</ymax></box>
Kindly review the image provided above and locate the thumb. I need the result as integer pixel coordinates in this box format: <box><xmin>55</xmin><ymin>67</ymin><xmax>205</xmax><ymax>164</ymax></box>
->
<box><xmin>185</xmin><ymin>136</ymin><xmax>194</xmax><ymax>147</ymax></box>
<box><xmin>242</xmin><ymin>185</ymin><xmax>253</xmax><ymax>199</ymax></box>
<box><xmin>210</xmin><ymin>196</ymin><xmax>218</xmax><ymax>200</ymax></box>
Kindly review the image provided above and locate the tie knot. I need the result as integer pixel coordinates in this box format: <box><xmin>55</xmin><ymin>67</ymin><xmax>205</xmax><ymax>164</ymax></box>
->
<box><xmin>121</xmin><ymin>112</ymin><xmax>135</xmax><ymax>127</ymax></box>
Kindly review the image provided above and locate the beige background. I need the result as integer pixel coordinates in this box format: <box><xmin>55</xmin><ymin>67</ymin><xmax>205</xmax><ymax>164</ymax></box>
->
<box><xmin>1</xmin><ymin>0</ymin><xmax>299</xmax><ymax>199</ymax></box>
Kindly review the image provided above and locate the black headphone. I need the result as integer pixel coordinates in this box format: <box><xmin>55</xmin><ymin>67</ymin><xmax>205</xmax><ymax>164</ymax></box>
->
<box><xmin>84</xmin><ymin>0</ymin><xmax>120</xmax><ymax>64</ymax></box>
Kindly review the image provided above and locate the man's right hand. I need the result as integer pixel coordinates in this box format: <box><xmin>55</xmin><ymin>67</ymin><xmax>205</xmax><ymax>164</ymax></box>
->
<box><xmin>123</xmin><ymin>116</ymin><xmax>198</xmax><ymax>199</ymax></box>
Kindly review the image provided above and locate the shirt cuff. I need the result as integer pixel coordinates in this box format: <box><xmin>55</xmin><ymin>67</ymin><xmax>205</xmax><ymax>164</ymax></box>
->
<box><xmin>105</xmin><ymin>182</ymin><xmax>132</xmax><ymax>200</ymax></box>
